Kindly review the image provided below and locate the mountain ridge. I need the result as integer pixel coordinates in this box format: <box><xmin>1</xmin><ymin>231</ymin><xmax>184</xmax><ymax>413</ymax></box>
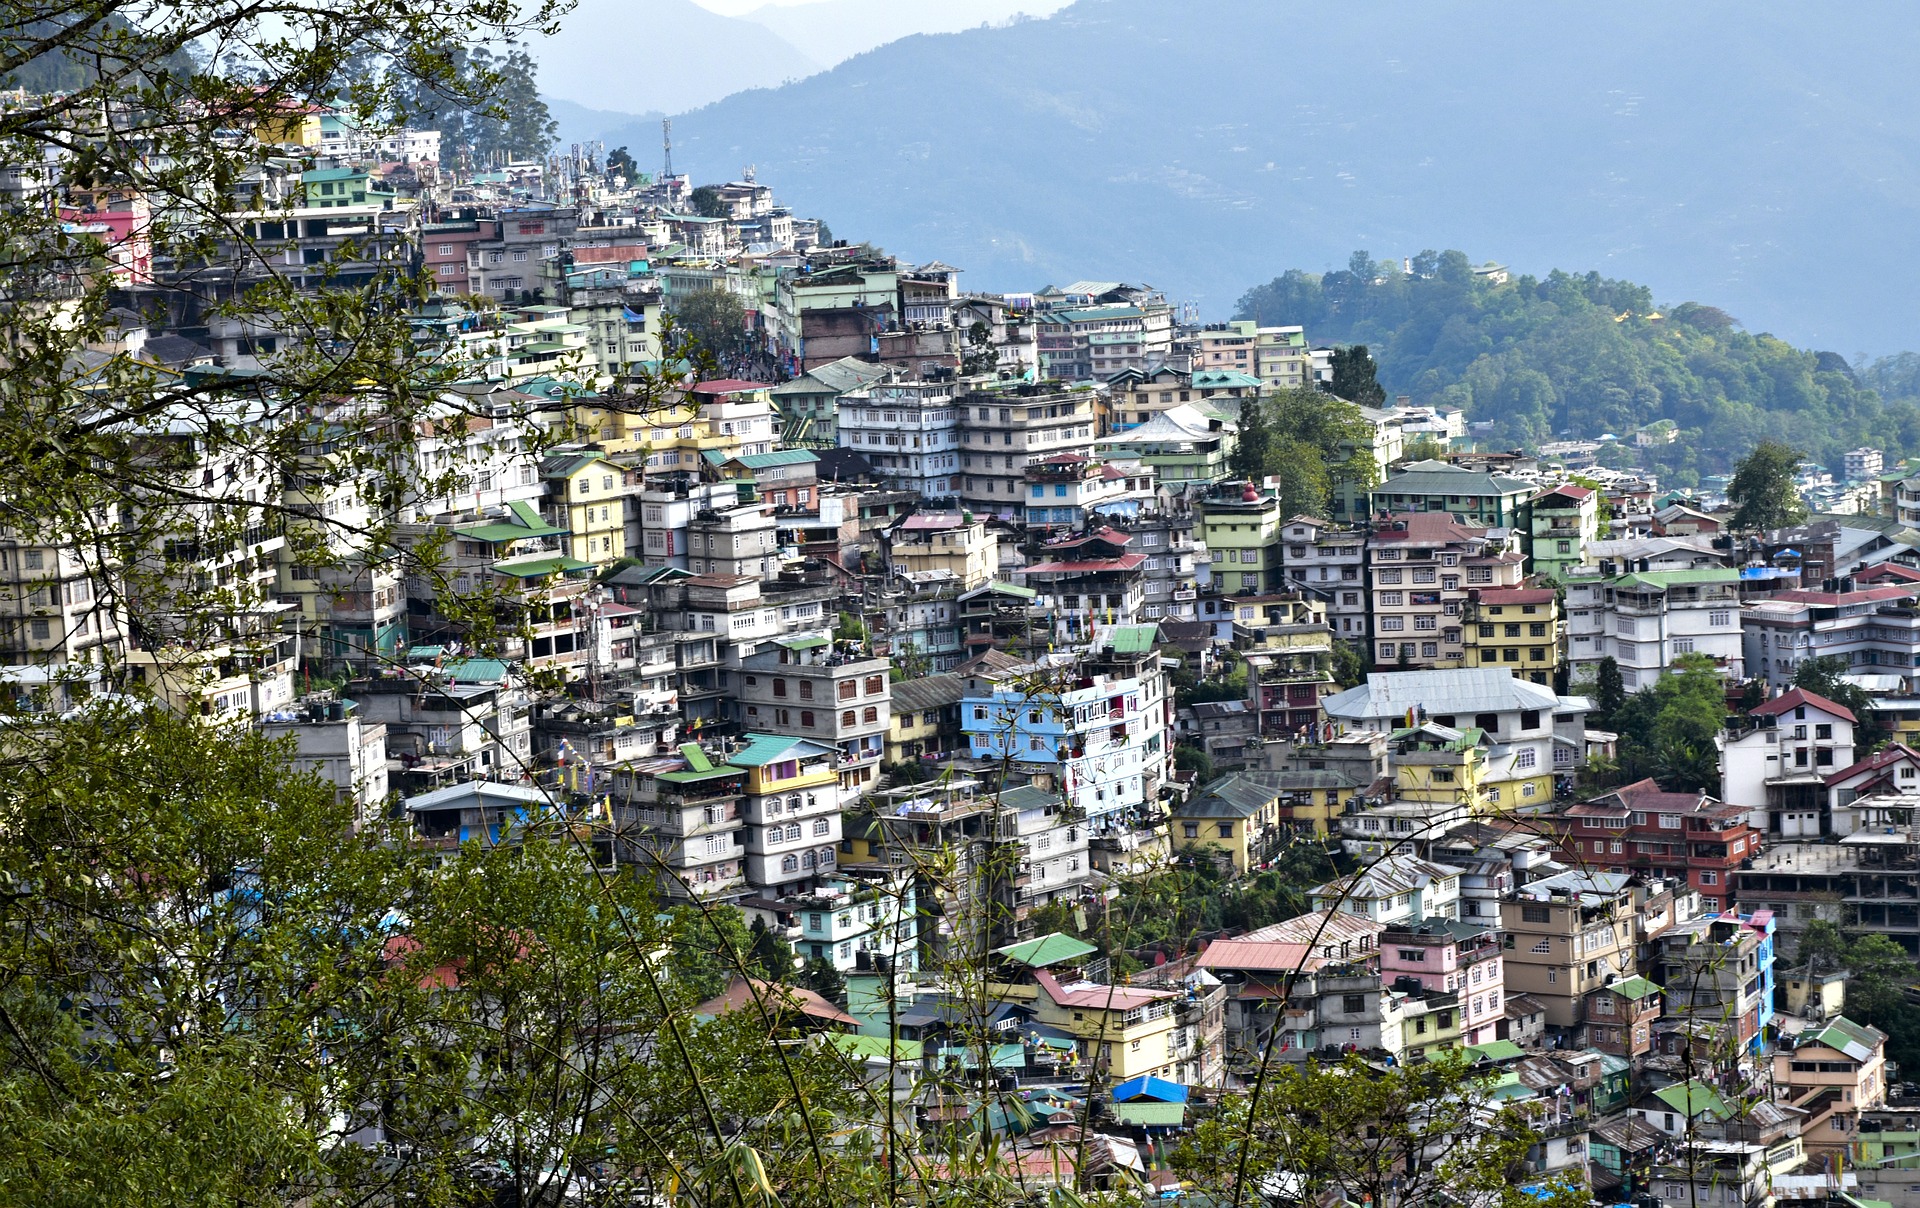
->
<box><xmin>614</xmin><ymin>0</ymin><xmax>1920</xmax><ymax>352</ymax></box>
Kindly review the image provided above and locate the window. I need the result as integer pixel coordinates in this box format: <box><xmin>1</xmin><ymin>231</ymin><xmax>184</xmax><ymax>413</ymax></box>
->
<box><xmin>1516</xmin><ymin>748</ymin><xmax>1536</xmax><ymax>769</ymax></box>
<box><xmin>1378</xmin><ymin>569</ymin><xmax>1403</xmax><ymax>585</ymax></box>
<box><xmin>1342</xmin><ymin>994</ymin><xmax>1365</xmax><ymax>1013</ymax></box>
<box><xmin>813</xmin><ymin>818</ymin><xmax>830</xmax><ymax>836</ymax></box>
<box><xmin>842</xmin><ymin>711</ymin><xmax>855</xmax><ymax>726</ymax></box>
<box><xmin>863</xmin><ymin>706</ymin><xmax>878</xmax><ymax>723</ymax></box>
<box><xmin>865</xmin><ymin>675</ymin><xmax>884</xmax><ymax>695</ymax></box>
<box><xmin>1520</xmin><ymin>904</ymin><xmax>1550</xmax><ymax>923</ymax></box>
<box><xmin>1700</xmin><ymin>870</ymin><xmax>1718</xmax><ymax>885</ymax></box>
<box><xmin>800</xmin><ymin>711</ymin><xmax>815</xmax><ymax>727</ymax></box>
<box><xmin>773</xmin><ymin>679</ymin><xmax>787</xmax><ymax>697</ymax></box>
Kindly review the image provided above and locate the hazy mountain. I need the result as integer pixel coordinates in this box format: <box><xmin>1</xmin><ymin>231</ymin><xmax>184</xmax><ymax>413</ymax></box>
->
<box><xmin>640</xmin><ymin>0</ymin><xmax>1920</xmax><ymax>352</ymax></box>
<box><xmin>546</xmin><ymin>97</ymin><xmax>660</xmax><ymax>151</ymax></box>
<box><xmin>535</xmin><ymin>0</ymin><xmax>818</xmax><ymax>114</ymax></box>
<box><xmin>736</xmin><ymin>0</ymin><xmax>1066</xmax><ymax>66</ymax></box>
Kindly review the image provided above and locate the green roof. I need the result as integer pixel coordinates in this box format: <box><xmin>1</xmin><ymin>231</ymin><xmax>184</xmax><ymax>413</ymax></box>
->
<box><xmin>454</xmin><ymin>500</ymin><xmax>568</xmax><ymax>544</ymax></box>
<box><xmin>728</xmin><ymin>733</ymin><xmax>835</xmax><ymax>768</ymax></box>
<box><xmin>1110</xmin><ymin>1102</ymin><xmax>1186</xmax><ymax>1127</ymax></box>
<box><xmin>443</xmin><ymin>658</ymin><xmax>510</xmax><ymax>684</ymax></box>
<box><xmin>302</xmin><ymin>167</ymin><xmax>364</xmax><ymax>183</ymax></box>
<box><xmin>1104</xmin><ymin>623</ymin><xmax>1160</xmax><ymax>655</ymax></box>
<box><xmin>679</xmin><ymin>742</ymin><xmax>714</xmax><ymax>773</ymax></box>
<box><xmin>734</xmin><ymin>449</ymin><xmax>819</xmax><ymax>469</ymax></box>
<box><xmin>1175</xmin><ymin>772</ymin><xmax>1280</xmax><ymax>820</ymax></box>
<box><xmin>515</xmin><ymin>340</ymin><xmax>575</xmax><ymax>354</ymax></box>
<box><xmin>994</xmin><ymin>933</ymin><xmax>1098</xmax><ymax>969</ymax></box>
<box><xmin>1652</xmin><ymin>1080</ymin><xmax>1732</xmax><ymax>1121</ymax></box>
<box><xmin>776</xmin><ymin>635</ymin><xmax>830</xmax><ymax>651</ymax></box>
<box><xmin>1463</xmin><ymin>1039</ymin><xmax>1525</xmax><ymax>1063</ymax></box>
<box><xmin>1376</xmin><ymin>461</ymin><xmax>1536</xmax><ymax>498</ymax></box>
<box><xmin>1806</xmin><ymin>1016</ymin><xmax>1883</xmax><ymax>1061</ymax></box>
<box><xmin>829</xmin><ymin>1034</ymin><xmax>923</xmax><ymax>1062</ymax></box>
<box><xmin>1191</xmin><ymin>369</ymin><xmax>1263</xmax><ymax>389</ymax></box>
<box><xmin>492</xmin><ymin>554</ymin><xmax>594</xmax><ymax>579</ymax></box>
<box><xmin>1612</xmin><ymin>568</ymin><xmax>1741</xmax><ymax>590</ymax></box>
<box><xmin>1607</xmin><ymin>976</ymin><xmax>1661</xmax><ymax>1000</ymax></box>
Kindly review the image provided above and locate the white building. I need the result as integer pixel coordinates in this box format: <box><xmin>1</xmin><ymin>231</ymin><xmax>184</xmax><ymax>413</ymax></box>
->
<box><xmin>1308</xmin><ymin>854</ymin><xmax>1465</xmax><ymax>924</ymax></box>
<box><xmin>836</xmin><ymin>379</ymin><xmax>962</xmax><ymax>499</ymax></box>
<box><xmin>1324</xmin><ymin>668</ymin><xmax>1575</xmax><ymax>801</ymax></box>
<box><xmin>1743</xmin><ymin>582</ymin><xmax>1920</xmax><ymax>692</ymax></box>
<box><xmin>1565</xmin><ymin>566</ymin><xmax>1744</xmax><ymax>688</ymax></box>
<box><xmin>1278</xmin><ymin>515</ymin><xmax>1370</xmax><ymax>642</ymax></box>
<box><xmin>1719</xmin><ymin>687</ymin><xmax>1859</xmax><ymax>836</ymax></box>
<box><xmin>746</xmin><ymin>872</ymin><xmax>919</xmax><ymax>974</ymax></box>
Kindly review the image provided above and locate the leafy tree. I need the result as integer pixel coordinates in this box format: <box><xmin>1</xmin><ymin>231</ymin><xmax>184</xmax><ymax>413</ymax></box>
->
<box><xmin>1402</xmin><ymin>435</ymin><xmax>1447</xmax><ymax>463</ymax></box>
<box><xmin>1331</xmin><ymin>639</ymin><xmax>1366</xmax><ymax>688</ymax></box>
<box><xmin>1608</xmin><ymin>653</ymin><xmax>1726</xmax><ymax>789</ymax></box>
<box><xmin>464</xmin><ymin>46</ymin><xmax>557</xmax><ymax>164</ymax></box>
<box><xmin>1173</xmin><ymin>744</ymin><xmax>1215</xmax><ymax>782</ymax></box>
<box><xmin>1328</xmin><ymin>344</ymin><xmax>1387</xmax><ymax>406</ymax></box>
<box><xmin>1236</xmin><ymin>252</ymin><xmax>1920</xmax><ymax>473</ymax></box>
<box><xmin>673</xmin><ymin>288</ymin><xmax>758</xmax><ymax>373</ymax></box>
<box><xmin>689</xmin><ymin>184</ymin><xmax>728</xmax><ymax>218</ymax></box>
<box><xmin>1229</xmin><ymin>394</ymin><xmax>1271</xmax><ymax>481</ymax></box>
<box><xmin>1794</xmin><ymin>918</ymin><xmax>1851</xmax><ymax>974</ymax></box>
<box><xmin>961</xmin><ymin>319</ymin><xmax>999</xmax><ymax>375</ymax></box>
<box><xmin>1176</xmin><ymin>1053</ymin><xmax>1583</xmax><ymax>1208</ymax></box>
<box><xmin>606</xmin><ymin>145</ymin><xmax>639</xmax><ymax>182</ymax></box>
<box><xmin>1593</xmin><ymin>656</ymin><xmax>1627</xmax><ymax>728</ymax></box>
<box><xmin>1728</xmin><ymin>439</ymin><xmax>1809</xmax><ymax>531</ymax></box>
<box><xmin>1240</xmin><ymin>387</ymin><xmax>1380</xmax><ymax>519</ymax></box>
<box><xmin>800</xmin><ymin>956</ymin><xmax>848</xmax><ymax>1004</ymax></box>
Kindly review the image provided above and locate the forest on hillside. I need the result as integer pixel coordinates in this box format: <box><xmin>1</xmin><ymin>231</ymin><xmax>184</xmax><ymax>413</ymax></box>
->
<box><xmin>1236</xmin><ymin>251</ymin><xmax>1920</xmax><ymax>487</ymax></box>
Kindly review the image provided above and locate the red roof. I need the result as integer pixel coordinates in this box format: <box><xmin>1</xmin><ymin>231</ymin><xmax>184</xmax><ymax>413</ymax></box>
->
<box><xmin>1196</xmin><ymin>938</ymin><xmax>1322</xmax><ymax>975</ymax></box>
<box><xmin>691</xmin><ymin>378</ymin><xmax>771</xmax><ymax>394</ymax></box>
<box><xmin>1857</xmin><ymin>562</ymin><xmax>1920</xmax><ymax>584</ymax></box>
<box><xmin>1536</xmin><ymin>484</ymin><xmax>1594</xmax><ymax>500</ymax></box>
<box><xmin>1019</xmin><ymin>554</ymin><xmax>1148</xmax><ymax>574</ymax></box>
<box><xmin>1825</xmin><ymin>744</ymin><xmax>1920</xmax><ymax>787</ymax></box>
<box><xmin>1473</xmin><ymin>587</ymin><xmax>1557</xmax><ymax>605</ymax></box>
<box><xmin>1768</xmin><ymin>585</ymin><xmax>1918</xmax><ymax>606</ymax></box>
<box><xmin>1370</xmin><ymin>511</ymin><xmax>1486</xmax><ymax>543</ymax></box>
<box><xmin>1590</xmin><ymin>778</ymin><xmax>1712</xmax><ymax>813</ymax></box>
<box><xmin>1048</xmin><ymin>526</ymin><xmax>1132</xmax><ymax>548</ymax></box>
<box><xmin>697</xmin><ymin>976</ymin><xmax>857</xmax><ymax>1027</ymax></box>
<box><xmin>1033</xmin><ymin>970</ymin><xmax>1175</xmax><ymax>1011</ymax></box>
<box><xmin>1750</xmin><ymin>687</ymin><xmax>1858</xmax><ymax>725</ymax></box>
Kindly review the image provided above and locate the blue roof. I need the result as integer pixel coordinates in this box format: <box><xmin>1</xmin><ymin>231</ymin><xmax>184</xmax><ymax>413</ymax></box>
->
<box><xmin>1110</xmin><ymin>1075</ymin><xmax>1188</xmax><ymax>1104</ymax></box>
<box><xmin>727</xmin><ymin>733</ymin><xmax>837</xmax><ymax>767</ymax></box>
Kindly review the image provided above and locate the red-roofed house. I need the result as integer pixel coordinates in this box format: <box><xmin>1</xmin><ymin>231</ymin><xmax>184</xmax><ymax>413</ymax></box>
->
<box><xmin>1017</xmin><ymin>528</ymin><xmax>1149</xmax><ymax>642</ymax></box>
<box><xmin>1721</xmin><ymin>688</ymin><xmax>1860</xmax><ymax>837</ymax></box>
<box><xmin>1559</xmin><ymin>779</ymin><xmax>1762</xmax><ymax>911</ymax></box>
<box><xmin>1825</xmin><ymin>744</ymin><xmax>1920</xmax><ymax>834</ymax></box>
<box><xmin>1030</xmin><ymin>970</ymin><xmax>1184</xmax><ymax>1081</ymax></box>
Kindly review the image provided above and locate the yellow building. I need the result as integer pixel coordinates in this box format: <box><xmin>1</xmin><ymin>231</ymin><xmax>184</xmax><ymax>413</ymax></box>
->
<box><xmin>1171</xmin><ymin>771</ymin><xmax>1345</xmax><ymax>871</ymax></box>
<box><xmin>540</xmin><ymin>452</ymin><xmax>628</xmax><ymax>568</ymax></box>
<box><xmin>255</xmin><ymin>104</ymin><xmax>323</xmax><ymax>147</ymax></box>
<box><xmin>1389</xmin><ymin>723</ymin><xmax>1492</xmax><ymax>816</ymax></box>
<box><xmin>1031</xmin><ymin>969</ymin><xmax>1181</xmax><ymax>1082</ymax></box>
<box><xmin>1462</xmin><ymin>586</ymin><xmax>1562</xmax><ymax>687</ymax></box>
<box><xmin>1773</xmin><ymin>1016</ymin><xmax>1887</xmax><ymax>1156</ymax></box>
<box><xmin>889</xmin><ymin>512</ymin><xmax>1000</xmax><ymax>591</ymax></box>
<box><xmin>1394</xmin><ymin>992</ymin><xmax>1463</xmax><ymax>1064</ymax></box>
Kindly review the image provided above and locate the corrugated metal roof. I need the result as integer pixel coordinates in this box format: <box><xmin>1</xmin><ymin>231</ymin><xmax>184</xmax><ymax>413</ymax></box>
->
<box><xmin>1325</xmin><ymin>668</ymin><xmax>1560</xmax><ymax>720</ymax></box>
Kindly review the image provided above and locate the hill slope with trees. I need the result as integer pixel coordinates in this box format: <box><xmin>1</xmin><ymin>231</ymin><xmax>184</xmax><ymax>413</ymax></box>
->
<box><xmin>1236</xmin><ymin>251</ymin><xmax>1918</xmax><ymax>485</ymax></box>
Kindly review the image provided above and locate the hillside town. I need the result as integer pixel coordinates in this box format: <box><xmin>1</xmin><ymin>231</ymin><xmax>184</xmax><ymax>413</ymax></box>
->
<box><xmin>26</xmin><ymin>99</ymin><xmax>1920</xmax><ymax>1208</ymax></box>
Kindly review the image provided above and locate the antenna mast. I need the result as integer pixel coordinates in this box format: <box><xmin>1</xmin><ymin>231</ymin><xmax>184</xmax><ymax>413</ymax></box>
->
<box><xmin>661</xmin><ymin>118</ymin><xmax>673</xmax><ymax>180</ymax></box>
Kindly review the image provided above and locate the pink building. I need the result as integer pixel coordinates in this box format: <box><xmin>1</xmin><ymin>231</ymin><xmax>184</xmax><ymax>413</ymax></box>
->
<box><xmin>1379</xmin><ymin>918</ymin><xmax>1506</xmax><ymax>1046</ymax></box>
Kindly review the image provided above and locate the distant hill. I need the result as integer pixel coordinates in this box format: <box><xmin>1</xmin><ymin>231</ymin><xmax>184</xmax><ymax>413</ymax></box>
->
<box><xmin>646</xmin><ymin>0</ymin><xmax>1920</xmax><ymax>353</ymax></box>
<box><xmin>736</xmin><ymin>0</ymin><xmax>1065</xmax><ymax>67</ymax></box>
<box><xmin>534</xmin><ymin>0</ymin><xmax>817</xmax><ymax>114</ymax></box>
<box><xmin>545</xmin><ymin>97</ymin><xmax>660</xmax><ymax>153</ymax></box>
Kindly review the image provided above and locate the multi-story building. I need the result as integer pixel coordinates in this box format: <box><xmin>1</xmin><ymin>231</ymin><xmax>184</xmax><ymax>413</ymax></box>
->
<box><xmin>1774</xmin><ymin>1016</ymin><xmax>1887</xmax><ymax>1156</ymax></box>
<box><xmin>1369</xmin><ymin>460</ymin><xmax>1536</xmax><ymax>530</ymax></box>
<box><xmin>1309</xmin><ymin>855</ymin><xmax>1465</xmax><ymax>924</ymax></box>
<box><xmin>1034</xmin><ymin>283</ymin><xmax>1174</xmax><ymax>381</ymax></box>
<box><xmin>1029</xmin><ymin>970</ymin><xmax>1182</xmax><ymax>1083</ymax></box>
<box><xmin>956</xmin><ymin>383</ymin><xmax>1101</xmax><ymax>519</ymax></box>
<box><xmin>685</xmin><ymin>496</ymin><xmax>785</xmax><ymax>581</ymax></box>
<box><xmin>959</xmin><ymin>626</ymin><xmax>1171</xmax><ymax>836</ymax></box>
<box><xmin>748</xmin><ymin>872</ymin><xmax>920</xmax><ymax>974</ymax></box>
<box><xmin>1559</xmin><ymin>779</ymin><xmax>1762</xmax><ymax>912</ymax></box>
<box><xmin>1378</xmin><ymin>918</ymin><xmax>1507</xmax><ymax>1045</ymax></box>
<box><xmin>1743</xmin><ymin>581</ymin><xmax>1920</xmax><ymax>692</ymax></box>
<box><xmin>728</xmin><ymin>733</ymin><xmax>843</xmax><ymax>893</ymax></box>
<box><xmin>1462</xmin><ymin>586</ymin><xmax>1562</xmax><ymax>687</ymax></box>
<box><xmin>610</xmin><ymin>748</ymin><xmax>749</xmax><ymax>901</ymax></box>
<box><xmin>1197</xmin><ymin>480</ymin><xmax>1284</xmax><ymax>595</ymax></box>
<box><xmin>1326</xmin><ymin>667</ymin><xmax>1568</xmax><ymax>811</ymax></box>
<box><xmin>540</xmin><ymin>450</ymin><xmax>629</xmax><ymax>568</ymax></box>
<box><xmin>0</xmin><ymin>534</ymin><xmax>123</xmax><ymax>670</ymax></box>
<box><xmin>1278</xmin><ymin>515</ymin><xmax>1370</xmax><ymax>643</ymax></box>
<box><xmin>1254</xmin><ymin>324</ymin><xmax>1315</xmax><ymax>391</ymax></box>
<box><xmin>259</xmin><ymin>704</ymin><xmax>390</xmax><ymax>820</ymax></box>
<box><xmin>1529</xmin><ymin>483</ymin><xmax>1600</xmax><ymax>585</ymax></box>
<box><xmin>1719</xmin><ymin>687</ymin><xmax>1859</xmax><ymax>836</ymax></box>
<box><xmin>1092</xmin><ymin>403</ymin><xmax>1237</xmax><ymax>489</ymax></box>
<box><xmin>1564</xmin><ymin>566</ymin><xmax>1744</xmax><ymax>688</ymax></box>
<box><xmin>1021</xmin><ymin>454</ymin><xmax>1156</xmax><ymax>532</ymax></box>
<box><xmin>885</xmin><ymin>512</ymin><xmax>1000</xmax><ymax>592</ymax></box>
<box><xmin>1845</xmin><ymin>448</ymin><xmax>1886</xmax><ymax>482</ymax></box>
<box><xmin>835</xmin><ymin>379</ymin><xmax>962</xmax><ymax>498</ymax></box>
<box><xmin>767</xmin><ymin>356</ymin><xmax>892</xmax><ymax>448</ymax></box>
<box><xmin>1367</xmin><ymin>512</ymin><xmax>1524</xmax><ymax>671</ymax></box>
<box><xmin>1498</xmin><ymin>870</ymin><xmax>1639</xmax><ymax>1030</ymax></box>
<box><xmin>1018</xmin><ymin>528</ymin><xmax>1148</xmax><ymax>642</ymax></box>
<box><xmin>1241</xmin><ymin>596</ymin><xmax>1336</xmax><ymax>739</ymax></box>
<box><xmin>735</xmin><ymin>636</ymin><xmax>891</xmax><ymax>799</ymax></box>
<box><xmin>1655</xmin><ymin>914</ymin><xmax>1764</xmax><ymax>1057</ymax></box>
<box><xmin>1580</xmin><ymin>976</ymin><xmax>1662</xmax><ymax>1058</ymax></box>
